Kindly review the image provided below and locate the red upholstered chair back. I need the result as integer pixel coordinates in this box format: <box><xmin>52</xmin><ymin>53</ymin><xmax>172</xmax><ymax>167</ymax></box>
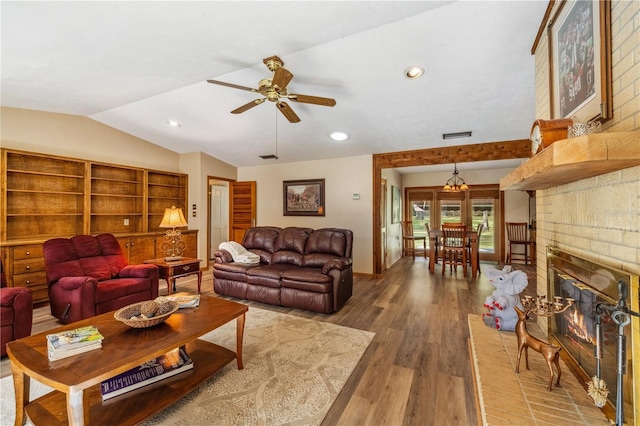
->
<box><xmin>43</xmin><ymin>234</ymin><xmax>128</xmax><ymax>288</ymax></box>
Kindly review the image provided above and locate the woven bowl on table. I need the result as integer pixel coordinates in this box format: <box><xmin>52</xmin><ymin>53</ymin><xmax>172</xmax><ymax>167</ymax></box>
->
<box><xmin>114</xmin><ymin>301</ymin><xmax>180</xmax><ymax>328</ymax></box>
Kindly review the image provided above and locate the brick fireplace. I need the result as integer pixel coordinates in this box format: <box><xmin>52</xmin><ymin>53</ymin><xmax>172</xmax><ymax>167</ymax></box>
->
<box><xmin>500</xmin><ymin>133</ymin><xmax>640</xmax><ymax>424</ymax></box>
<box><xmin>547</xmin><ymin>247</ymin><xmax>639</xmax><ymax>423</ymax></box>
<box><xmin>533</xmin><ymin>162</ymin><xmax>640</xmax><ymax>424</ymax></box>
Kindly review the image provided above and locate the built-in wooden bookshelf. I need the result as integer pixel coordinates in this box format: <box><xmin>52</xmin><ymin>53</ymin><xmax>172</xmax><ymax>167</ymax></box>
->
<box><xmin>3</xmin><ymin>151</ymin><xmax>86</xmax><ymax>240</ymax></box>
<box><xmin>91</xmin><ymin>163</ymin><xmax>145</xmax><ymax>234</ymax></box>
<box><xmin>147</xmin><ymin>171</ymin><xmax>187</xmax><ymax>232</ymax></box>
<box><xmin>1</xmin><ymin>149</ymin><xmax>193</xmax><ymax>304</ymax></box>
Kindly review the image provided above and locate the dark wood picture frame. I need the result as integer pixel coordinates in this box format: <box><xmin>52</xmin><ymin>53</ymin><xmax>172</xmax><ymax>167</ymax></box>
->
<box><xmin>283</xmin><ymin>179</ymin><xmax>325</xmax><ymax>216</ymax></box>
<box><xmin>548</xmin><ymin>0</ymin><xmax>612</xmax><ymax>123</ymax></box>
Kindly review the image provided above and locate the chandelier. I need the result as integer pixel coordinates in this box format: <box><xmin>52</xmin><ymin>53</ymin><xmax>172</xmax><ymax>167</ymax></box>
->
<box><xmin>443</xmin><ymin>163</ymin><xmax>469</xmax><ymax>192</ymax></box>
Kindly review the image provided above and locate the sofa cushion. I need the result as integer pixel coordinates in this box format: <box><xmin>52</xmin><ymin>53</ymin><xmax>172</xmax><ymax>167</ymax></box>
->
<box><xmin>96</xmin><ymin>233</ymin><xmax>128</xmax><ymax>277</ymax></box>
<box><xmin>242</xmin><ymin>227</ymin><xmax>281</xmax><ymax>263</ymax></box>
<box><xmin>246</xmin><ymin>264</ymin><xmax>299</xmax><ymax>288</ymax></box>
<box><xmin>275</xmin><ymin>227</ymin><xmax>313</xmax><ymax>254</ymax></box>
<box><xmin>271</xmin><ymin>250</ymin><xmax>304</xmax><ymax>266</ymax></box>
<box><xmin>281</xmin><ymin>267</ymin><xmax>331</xmax><ymax>283</ymax></box>
<box><xmin>305</xmin><ymin>229</ymin><xmax>347</xmax><ymax>257</ymax></box>
<box><xmin>78</xmin><ymin>257</ymin><xmax>112</xmax><ymax>282</ymax></box>
<box><xmin>94</xmin><ymin>278</ymin><xmax>154</xmax><ymax>304</ymax></box>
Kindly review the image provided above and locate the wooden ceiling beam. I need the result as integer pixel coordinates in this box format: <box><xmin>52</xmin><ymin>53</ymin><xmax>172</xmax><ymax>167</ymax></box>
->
<box><xmin>373</xmin><ymin>139</ymin><xmax>531</xmax><ymax>169</ymax></box>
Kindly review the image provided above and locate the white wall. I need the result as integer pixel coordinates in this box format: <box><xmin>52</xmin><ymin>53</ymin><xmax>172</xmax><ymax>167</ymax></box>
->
<box><xmin>238</xmin><ymin>155</ymin><xmax>373</xmax><ymax>274</ymax></box>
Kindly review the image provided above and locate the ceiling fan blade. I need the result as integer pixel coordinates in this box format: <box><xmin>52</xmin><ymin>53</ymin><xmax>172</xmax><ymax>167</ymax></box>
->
<box><xmin>276</xmin><ymin>102</ymin><xmax>301</xmax><ymax>123</ymax></box>
<box><xmin>231</xmin><ymin>98</ymin><xmax>265</xmax><ymax>114</ymax></box>
<box><xmin>271</xmin><ymin>67</ymin><xmax>293</xmax><ymax>91</ymax></box>
<box><xmin>288</xmin><ymin>94</ymin><xmax>336</xmax><ymax>107</ymax></box>
<box><xmin>207</xmin><ymin>80</ymin><xmax>258</xmax><ymax>93</ymax></box>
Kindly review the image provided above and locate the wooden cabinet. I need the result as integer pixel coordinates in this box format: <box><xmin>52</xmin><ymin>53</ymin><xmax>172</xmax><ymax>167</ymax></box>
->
<box><xmin>2</xmin><ymin>150</ymin><xmax>86</xmax><ymax>241</ymax></box>
<box><xmin>116</xmin><ymin>235</ymin><xmax>156</xmax><ymax>264</ymax></box>
<box><xmin>1</xmin><ymin>244</ymin><xmax>49</xmax><ymax>304</ymax></box>
<box><xmin>156</xmin><ymin>230</ymin><xmax>198</xmax><ymax>260</ymax></box>
<box><xmin>2</xmin><ymin>230</ymin><xmax>198</xmax><ymax>305</ymax></box>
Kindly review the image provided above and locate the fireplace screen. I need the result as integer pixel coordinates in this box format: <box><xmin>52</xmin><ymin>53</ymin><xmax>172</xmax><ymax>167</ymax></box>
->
<box><xmin>547</xmin><ymin>247</ymin><xmax>639</xmax><ymax>423</ymax></box>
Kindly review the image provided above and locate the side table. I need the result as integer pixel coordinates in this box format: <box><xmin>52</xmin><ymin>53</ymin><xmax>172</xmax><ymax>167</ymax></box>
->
<box><xmin>143</xmin><ymin>257</ymin><xmax>202</xmax><ymax>294</ymax></box>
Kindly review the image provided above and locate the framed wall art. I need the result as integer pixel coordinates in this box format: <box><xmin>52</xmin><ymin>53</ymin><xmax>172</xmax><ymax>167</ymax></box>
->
<box><xmin>283</xmin><ymin>179</ymin><xmax>325</xmax><ymax>216</ymax></box>
<box><xmin>391</xmin><ymin>185</ymin><xmax>401</xmax><ymax>224</ymax></box>
<box><xmin>548</xmin><ymin>0</ymin><xmax>612</xmax><ymax>123</ymax></box>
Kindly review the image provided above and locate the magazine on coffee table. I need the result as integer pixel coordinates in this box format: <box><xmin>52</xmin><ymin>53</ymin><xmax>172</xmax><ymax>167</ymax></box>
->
<box><xmin>101</xmin><ymin>347</ymin><xmax>193</xmax><ymax>400</ymax></box>
<box><xmin>165</xmin><ymin>294</ymin><xmax>200</xmax><ymax>308</ymax></box>
<box><xmin>47</xmin><ymin>326</ymin><xmax>104</xmax><ymax>361</ymax></box>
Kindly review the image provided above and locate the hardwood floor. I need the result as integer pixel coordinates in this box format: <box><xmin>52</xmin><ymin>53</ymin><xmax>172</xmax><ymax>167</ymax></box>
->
<box><xmin>1</xmin><ymin>258</ymin><xmax>536</xmax><ymax>425</ymax></box>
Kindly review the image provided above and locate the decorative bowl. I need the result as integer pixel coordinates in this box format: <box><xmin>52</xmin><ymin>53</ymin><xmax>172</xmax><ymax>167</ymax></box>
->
<box><xmin>114</xmin><ymin>301</ymin><xmax>180</xmax><ymax>328</ymax></box>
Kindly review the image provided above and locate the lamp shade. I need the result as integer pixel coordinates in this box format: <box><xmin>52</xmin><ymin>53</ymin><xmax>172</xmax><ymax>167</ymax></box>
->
<box><xmin>159</xmin><ymin>206</ymin><xmax>188</xmax><ymax>228</ymax></box>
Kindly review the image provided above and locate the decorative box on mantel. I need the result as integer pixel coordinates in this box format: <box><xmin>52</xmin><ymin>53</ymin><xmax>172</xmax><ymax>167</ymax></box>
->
<box><xmin>500</xmin><ymin>132</ymin><xmax>640</xmax><ymax>191</ymax></box>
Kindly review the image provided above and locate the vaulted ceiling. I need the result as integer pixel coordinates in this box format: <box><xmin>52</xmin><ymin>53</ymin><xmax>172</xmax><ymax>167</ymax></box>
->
<box><xmin>1</xmin><ymin>1</ymin><xmax>547</xmax><ymax>171</ymax></box>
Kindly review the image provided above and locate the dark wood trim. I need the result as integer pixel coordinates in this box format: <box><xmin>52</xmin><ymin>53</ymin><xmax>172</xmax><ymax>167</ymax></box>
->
<box><xmin>372</xmin><ymin>139</ymin><xmax>530</xmax><ymax>275</ymax></box>
<box><xmin>531</xmin><ymin>0</ymin><xmax>556</xmax><ymax>54</ymax></box>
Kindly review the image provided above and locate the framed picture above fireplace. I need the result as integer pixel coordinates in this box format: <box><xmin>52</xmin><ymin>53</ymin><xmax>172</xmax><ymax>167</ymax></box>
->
<box><xmin>548</xmin><ymin>0</ymin><xmax>612</xmax><ymax>124</ymax></box>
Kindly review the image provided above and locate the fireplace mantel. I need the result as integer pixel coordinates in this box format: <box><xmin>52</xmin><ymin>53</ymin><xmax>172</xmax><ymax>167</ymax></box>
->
<box><xmin>500</xmin><ymin>131</ymin><xmax>639</xmax><ymax>191</ymax></box>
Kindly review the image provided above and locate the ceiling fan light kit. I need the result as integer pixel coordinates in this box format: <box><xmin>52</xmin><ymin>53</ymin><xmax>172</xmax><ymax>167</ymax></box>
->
<box><xmin>207</xmin><ymin>55</ymin><xmax>336</xmax><ymax>123</ymax></box>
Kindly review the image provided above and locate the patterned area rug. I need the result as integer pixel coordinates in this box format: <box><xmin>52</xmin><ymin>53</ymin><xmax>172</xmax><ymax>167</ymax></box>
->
<box><xmin>0</xmin><ymin>307</ymin><xmax>374</xmax><ymax>426</ymax></box>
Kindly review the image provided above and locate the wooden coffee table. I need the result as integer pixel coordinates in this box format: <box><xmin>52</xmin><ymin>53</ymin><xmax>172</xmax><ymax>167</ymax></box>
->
<box><xmin>7</xmin><ymin>295</ymin><xmax>247</xmax><ymax>426</ymax></box>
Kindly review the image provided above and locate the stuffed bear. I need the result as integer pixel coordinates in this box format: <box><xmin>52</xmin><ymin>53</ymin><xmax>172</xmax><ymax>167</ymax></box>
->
<box><xmin>483</xmin><ymin>265</ymin><xmax>528</xmax><ymax>331</ymax></box>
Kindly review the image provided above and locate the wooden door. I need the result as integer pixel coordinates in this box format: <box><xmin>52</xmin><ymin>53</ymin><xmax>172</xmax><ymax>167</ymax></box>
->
<box><xmin>229</xmin><ymin>181</ymin><xmax>256</xmax><ymax>243</ymax></box>
<box><xmin>210</xmin><ymin>183</ymin><xmax>228</xmax><ymax>257</ymax></box>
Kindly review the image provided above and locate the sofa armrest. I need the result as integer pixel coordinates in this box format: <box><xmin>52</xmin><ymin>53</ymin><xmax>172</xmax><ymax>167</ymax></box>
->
<box><xmin>321</xmin><ymin>257</ymin><xmax>352</xmax><ymax>274</ymax></box>
<box><xmin>0</xmin><ymin>287</ymin><xmax>32</xmax><ymax>307</ymax></box>
<box><xmin>56</xmin><ymin>276</ymin><xmax>97</xmax><ymax>291</ymax></box>
<box><xmin>214</xmin><ymin>250</ymin><xmax>233</xmax><ymax>263</ymax></box>
<box><xmin>119</xmin><ymin>264</ymin><xmax>159</xmax><ymax>279</ymax></box>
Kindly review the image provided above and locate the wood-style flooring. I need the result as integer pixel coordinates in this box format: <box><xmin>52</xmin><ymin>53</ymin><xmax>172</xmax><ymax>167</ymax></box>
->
<box><xmin>1</xmin><ymin>258</ymin><xmax>536</xmax><ymax>425</ymax></box>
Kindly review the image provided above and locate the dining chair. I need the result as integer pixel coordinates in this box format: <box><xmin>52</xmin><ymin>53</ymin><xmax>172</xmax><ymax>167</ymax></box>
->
<box><xmin>506</xmin><ymin>222</ymin><xmax>535</xmax><ymax>265</ymax></box>
<box><xmin>467</xmin><ymin>223</ymin><xmax>484</xmax><ymax>273</ymax></box>
<box><xmin>441</xmin><ymin>224</ymin><xmax>468</xmax><ymax>275</ymax></box>
<box><xmin>401</xmin><ymin>221</ymin><xmax>426</xmax><ymax>260</ymax></box>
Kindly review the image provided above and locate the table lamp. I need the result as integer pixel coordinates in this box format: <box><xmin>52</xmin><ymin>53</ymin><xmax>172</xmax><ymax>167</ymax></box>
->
<box><xmin>159</xmin><ymin>205</ymin><xmax>188</xmax><ymax>261</ymax></box>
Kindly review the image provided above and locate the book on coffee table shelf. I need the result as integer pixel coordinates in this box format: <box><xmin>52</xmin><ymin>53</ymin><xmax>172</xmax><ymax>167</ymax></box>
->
<box><xmin>100</xmin><ymin>347</ymin><xmax>194</xmax><ymax>400</ymax></box>
<box><xmin>165</xmin><ymin>294</ymin><xmax>200</xmax><ymax>308</ymax></box>
<box><xmin>46</xmin><ymin>325</ymin><xmax>104</xmax><ymax>361</ymax></box>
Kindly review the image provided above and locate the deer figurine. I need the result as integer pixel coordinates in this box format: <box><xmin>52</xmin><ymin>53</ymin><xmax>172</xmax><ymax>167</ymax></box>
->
<box><xmin>514</xmin><ymin>306</ymin><xmax>562</xmax><ymax>391</ymax></box>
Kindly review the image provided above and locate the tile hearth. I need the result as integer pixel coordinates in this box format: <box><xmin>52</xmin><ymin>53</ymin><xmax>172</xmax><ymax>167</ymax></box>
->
<box><xmin>468</xmin><ymin>314</ymin><xmax>609</xmax><ymax>425</ymax></box>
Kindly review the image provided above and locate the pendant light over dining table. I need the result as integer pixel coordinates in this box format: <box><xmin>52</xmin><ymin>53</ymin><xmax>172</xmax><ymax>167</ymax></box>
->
<box><xmin>443</xmin><ymin>163</ymin><xmax>469</xmax><ymax>192</ymax></box>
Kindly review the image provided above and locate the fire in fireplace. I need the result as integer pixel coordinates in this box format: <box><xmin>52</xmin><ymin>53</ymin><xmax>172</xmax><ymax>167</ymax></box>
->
<box><xmin>547</xmin><ymin>247</ymin><xmax>639</xmax><ymax>424</ymax></box>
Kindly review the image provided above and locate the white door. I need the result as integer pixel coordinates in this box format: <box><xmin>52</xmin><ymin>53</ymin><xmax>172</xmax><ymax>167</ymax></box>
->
<box><xmin>210</xmin><ymin>182</ymin><xmax>229</xmax><ymax>259</ymax></box>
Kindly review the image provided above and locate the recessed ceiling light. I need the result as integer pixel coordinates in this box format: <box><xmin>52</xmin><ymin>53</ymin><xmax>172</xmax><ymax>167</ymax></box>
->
<box><xmin>404</xmin><ymin>66</ymin><xmax>424</xmax><ymax>79</ymax></box>
<box><xmin>167</xmin><ymin>120</ymin><xmax>181</xmax><ymax>128</ymax></box>
<box><xmin>330</xmin><ymin>131</ymin><xmax>349</xmax><ymax>141</ymax></box>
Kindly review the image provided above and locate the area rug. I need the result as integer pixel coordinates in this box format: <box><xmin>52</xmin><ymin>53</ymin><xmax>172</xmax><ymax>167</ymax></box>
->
<box><xmin>0</xmin><ymin>307</ymin><xmax>374</xmax><ymax>426</ymax></box>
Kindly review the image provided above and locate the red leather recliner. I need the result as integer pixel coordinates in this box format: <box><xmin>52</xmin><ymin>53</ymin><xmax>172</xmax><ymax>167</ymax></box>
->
<box><xmin>1</xmin><ymin>261</ymin><xmax>33</xmax><ymax>356</ymax></box>
<box><xmin>43</xmin><ymin>233</ymin><xmax>159</xmax><ymax>324</ymax></box>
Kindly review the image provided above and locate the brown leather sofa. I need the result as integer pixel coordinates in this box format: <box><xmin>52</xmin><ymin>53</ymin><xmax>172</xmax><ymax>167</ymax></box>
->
<box><xmin>213</xmin><ymin>227</ymin><xmax>353</xmax><ymax>314</ymax></box>
<box><xmin>43</xmin><ymin>233</ymin><xmax>159</xmax><ymax>323</ymax></box>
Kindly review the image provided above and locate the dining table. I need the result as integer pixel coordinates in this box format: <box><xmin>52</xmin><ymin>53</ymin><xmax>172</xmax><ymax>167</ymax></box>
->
<box><xmin>428</xmin><ymin>228</ymin><xmax>479</xmax><ymax>277</ymax></box>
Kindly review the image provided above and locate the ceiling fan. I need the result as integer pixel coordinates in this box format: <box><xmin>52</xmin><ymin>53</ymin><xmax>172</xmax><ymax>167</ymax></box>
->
<box><xmin>207</xmin><ymin>55</ymin><xmax>336</xmax><ymax>123</ymax></box>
